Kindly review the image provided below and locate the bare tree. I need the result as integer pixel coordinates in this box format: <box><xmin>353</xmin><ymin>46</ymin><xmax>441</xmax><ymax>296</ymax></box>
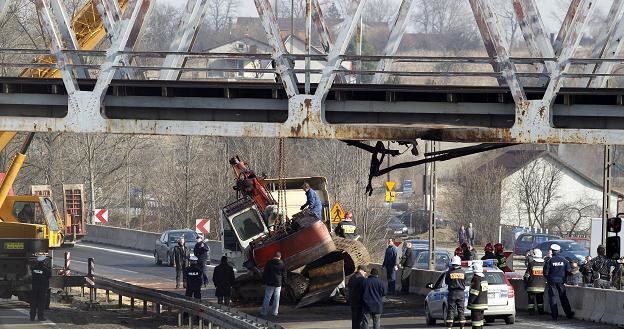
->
<box><xmin>441</xmin><ymin>162</ymin><xmax>507</xmax><ymax>244</ymax></box>
<box><xmin>511</xmin><ymin>158</ymin><xmax>562</xmax><ymax>230</ymax></box>
<box><xmin>207</xmin><ymin>0</ymin><xmax>238</xmax><ymax>35</ymax></box>
<box><xmin>548</xmin><ymin>200</ymin><xmax>600</xmax><ymax>236</ymax></box>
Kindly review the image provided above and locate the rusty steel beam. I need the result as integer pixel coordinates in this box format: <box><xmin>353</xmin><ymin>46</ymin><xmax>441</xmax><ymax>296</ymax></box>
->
<box><xmin>372</xmin><ymin>0</ymin><xmax>416</xmax><ymax>84</ymax></box>
<box><xmin>469</xmin><ymin>0</ymin><xmax>506</xmax><ymax>86</ymax></box>
<box><xmin>159</xmin><ymin>0</ymin><xmax>209</xmax><ymax>81</ymax></box>
<box><xmin>305</xmin><ymin>0</ymin><xmax>312</xmax><ymax>94</ymax></box>
<box><xmin>36</xmin><ymin>0</ymin><xmax>79</xmax><ymax>94</ymax></box>
<box><xmin>469</xmin><ymin>0</ymin><xmax>526</xmax><ymax>104</ymax></box>
<box><xmin>587</xmin><ymin>0</ymin><xmax>624</xmax><ymax>88</ymax></box>
<box><xmin>254</xmin><ymin>0</ymin><xmax>299</xmax><ymax>98</ymax></box>
<box><xmin>542</xmin><ymin>0</ymin><xmax>596</xmax><ymax>107</ymax></box>
<box><xmin>512</xmin><ymin>0</ymin><xmax>555</xmax><ymax>86</ymax></box>
<box><xmin>553</xmin><ymin>0</ymin><xmax>581</xmax><ymax>56</ymax></box>
<box><xmin>311</xmin><ymin>0</ymin><xmax>332</xmax><ymax>53</ymax></box>
<box><xmin>315</xmin><ymin>0</ymin><xmax>368</xmax><ymax>101</ymax></box>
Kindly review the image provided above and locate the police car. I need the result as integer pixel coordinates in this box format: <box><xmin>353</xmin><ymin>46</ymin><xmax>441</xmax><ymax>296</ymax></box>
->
<box><xmin>424</xmin><ymin>260</ymin><xmax>516</xmax><ymax>325</ymax></box>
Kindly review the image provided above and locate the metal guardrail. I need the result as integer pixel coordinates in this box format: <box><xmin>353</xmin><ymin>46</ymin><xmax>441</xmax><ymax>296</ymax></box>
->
<box><xmin>91</xmin><ymin>274</ymin><xmax>283</xmax><ymax>329</ymax></box>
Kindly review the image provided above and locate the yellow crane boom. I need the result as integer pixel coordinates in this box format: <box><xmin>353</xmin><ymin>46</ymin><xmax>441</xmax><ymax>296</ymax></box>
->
<box><xmin>21</xmin><ymin>0</ymin><xmax>128</xmax><ymax>78</ymax></box>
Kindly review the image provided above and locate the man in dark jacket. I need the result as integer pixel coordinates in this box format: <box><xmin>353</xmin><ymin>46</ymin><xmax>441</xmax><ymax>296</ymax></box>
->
<box><xmin>524</xmin><ymin>249</ymin><xmax>546</xmax><ymax>314</ymax></box>
<box><xmin>481</xmin><ymin>243</ymin><xmax>496</xmax><ymax>260</ymax></box>
<box><xmin>261</xmin><ymin>252</ymin><xmax>287</xmax><ymax>316</ymax></box>
<box><xmin>586</xmin><ymin>245</ymin><xmax>619</xmax><ymax>289</ymax></box>
<box><xmin>362</xmin><ymin>268</ymin><xmax>386</xmax><ymax>329</ymax></box>
<box><xmin>382</xmin><ymin>238</ymin><xmax>398</xmax><ymax>294</ymax></box>
<box><xmin>30</xmin><ymin>255</ymin><xmax>51</xmax><ymax>321</ymax></box>
<box><xmin>543</xmin><ymin>244</ymin><xmax>574</xmax><ymax>321</ymax></box>
<box><xmin>400</xmin><ymin>242</ymin><xmax>415</xmax><ymax>293</ymax></box>
<box><xmin>347</xmin><ymin>265</ymin><xmax>368</xmax><ymax>329</ymax></box>
<box><xmin>185</xmin><ymin>256</ymin><xmax>203</xmax><ymax>300</ymax></box>
<box><xmin>193</xmin><ymin>237</ymin><xmax>210</xmax><ymax>286</ymax></box>
<box><xmin>445</xmin><ymin>256</ymin><xmax>466</xmax><ymax>329</ymax></box>
<box><xmin>173</xmin><ymin>237</ymin><xmax>189</xmax><ymax>289</ymax></box>
<box><xmin>213</xmin><ymin>256</ymin><xmax>235</xmax><ymax>306</ymax></box>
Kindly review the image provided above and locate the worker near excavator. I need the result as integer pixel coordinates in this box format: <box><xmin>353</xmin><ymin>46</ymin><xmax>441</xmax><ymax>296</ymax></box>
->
<box><xmin>301</xmin><ymin>182</ymin><xmax>323</xmax><ymax>219</ymax></box>
<box><xmin>185</xmin><ymin>256</ymin><xmax>203</xmax><ymax>300</ymax></box>
<box><xmin>30</xmin><ymin>255</ymin><xmax>51</xmax><ymax>322</ymax></box>
<box><xmin>481</xmin><ymin>243</ymin><xmax>496</xmax><ymax>261</ymax></box>
<box><xmin>494</xmin><ymin>243</ymin><xmax>507</xmax><ymax>271</ymax></box>
<box><xmin>335</xmin><ymin>211</ymin><xmax>358</xmax><ymax>239</ymax></box>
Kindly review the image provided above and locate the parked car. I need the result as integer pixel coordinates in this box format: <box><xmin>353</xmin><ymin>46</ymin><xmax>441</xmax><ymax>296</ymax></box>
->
<box><xmin>513</xmin><ymin>233</ymin><xmax>561</xmax><ymax>255</ymax></box>
<box><xmin>535</xmin><ymin>239</ymin><xmax>589</xmax><ymax>264</ymax></box>
<box><xmin>154</xmin><ymin>229</ymin><xmax>201</xmax><ymax>267</ymax></box>
<box><xmin>414</xmin><ymin>250</ymin><xmax>451</xmax><ymax>271</ymax></box>
<box><xmin>387</xmin><ymin>217</ymin><xmax>408</xmax><ymax>235</ymax></box>
<box><xmin>567</xmin><ymin>236</ymin><xmax>590</xmax><ymax>250</ymax></box>
<box><xmin>424</xmin><ymin>260</ymin><xmax>516</xmax><ymax>325</ymax></box>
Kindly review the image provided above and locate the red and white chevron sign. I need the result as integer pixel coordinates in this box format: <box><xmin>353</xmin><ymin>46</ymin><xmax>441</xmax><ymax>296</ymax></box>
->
<box><xmin>94</xmin><ymin>208</ymin><xmax>108</xmax><ymax>224</ymax></box>
<box><xmin>195</xmin><ymin>218</ymin><xmax>210</xmax><ymax>234</ymax></box>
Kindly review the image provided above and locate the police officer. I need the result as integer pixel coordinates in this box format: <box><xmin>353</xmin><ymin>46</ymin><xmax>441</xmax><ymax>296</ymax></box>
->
<box><xmin>524</xmin><ymin>248</ymin><xmax>545</xmax><ymax>314</ymax></box>
<box><xmin>30</xmin><ymin>255</ymin><xmax>51</xmax><ymax>321</ymax></box>
<box><xmin>494</xmin><ymin>243</ymin><xmax>507</xmax><ymax>271</ymax></box>
<box><xmin>467</xmin><ymin>262</ymin><xmax>488</xmax><ymax>329</ymax></box>
<box><xmin>185</xmin><ymin>256</ymin><xmax>203</xmax><ymax>300</ymax></box>
<box><xmin>334</xmin><ymin>212</ymin><xmax>358</xmax><ymax>239</ymax></box>
<box><xmin>587</xmin><ymin>245</ymin><xmax>619</xmax><ymax>289</ymax></box>
<box><xmin>445</xmin><ymin>256</ymin><xmax>466</xmax><ymax>329</ymax></box>
<box><xmin>543</xmin><ymin>244</ymin><xmax>574</xmax><ymax>321</ymax></box>
<box><xmin>481</xmin><ymin>243</ymin><xmax>496</xmax><ymax>260</ymax></box>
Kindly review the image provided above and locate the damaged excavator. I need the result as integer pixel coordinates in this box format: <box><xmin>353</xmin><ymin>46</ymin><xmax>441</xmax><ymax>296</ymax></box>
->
<box><xmin>221</xmin><ymin>156</ymin><xmax>370</xmax><ymax>307</ymax></box>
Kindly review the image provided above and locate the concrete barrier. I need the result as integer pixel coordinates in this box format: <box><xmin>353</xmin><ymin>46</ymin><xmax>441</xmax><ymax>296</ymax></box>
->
<box><xmin>83</xmin><ymin>224</ymin><xmax>222</xmax><ymax>261</ymax></box>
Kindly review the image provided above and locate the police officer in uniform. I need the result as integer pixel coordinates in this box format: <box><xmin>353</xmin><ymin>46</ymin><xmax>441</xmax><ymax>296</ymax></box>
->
<box><xmin>467</xmin><ymin>262</ymin><xmax>488</xmax><ymax>329</ymax></box>
<box><xmin>30</xmin><ymin>255</ymin><xmax>51</xmax><ymax>321</ymax></box>
<box><xmin>334</xmin><ymin>212</ymin><xmax>358</xmax><ymax>239</ymax></box>
<box><xmin>587</xmin><ymin>245</ymin><xmax>619</xmax><ymax>289</ymax></box>
<box><xmin>524</xmin><ymin>248</ymin><xmax>546</xmax><ymax>314</ymax></box>
<box><xmin>185</xmin><ymin>256</ymin><xmax>203</xmax><ymax>300</ymax></box>
<box><xmin>445</xmin><ymin>256</ymin><xmax>466</xmax><ymax>329</ymax></box>
<box><xmin>543</xmin><ymin>244</ymin><xmax>574</xmax><ymax>321</ymax></box>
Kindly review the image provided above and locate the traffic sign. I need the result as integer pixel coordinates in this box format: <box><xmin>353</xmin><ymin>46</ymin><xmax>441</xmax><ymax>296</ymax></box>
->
<box><xmin>330</xmin><ymin>202</ymin><xmax>345</xmax><ymax>224</ymax></box>
<box><xmin>94</xmin><ymin>208</ymin><xmax>108</xmax><ymax>224</ymax></box>
<box><xmin>385</xmin><ymin>181</ymin><xmax>396</xmax><ymax>191</ymax></box>
<box><xmin>385</xmin><ymin>191</ymin><xmax>396</xmax><ymax>203</ymax></box>
<box><xmin>195</xmin><ymin>218</ymin><xmax>210</xmax><ymax>235</ymax></box>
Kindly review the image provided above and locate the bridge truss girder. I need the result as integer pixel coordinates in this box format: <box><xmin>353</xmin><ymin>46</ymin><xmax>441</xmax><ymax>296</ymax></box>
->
<box><xmin>2</xmin><ymin>0</ymin><xmax>624</xmax><ymax>144</ymax></box>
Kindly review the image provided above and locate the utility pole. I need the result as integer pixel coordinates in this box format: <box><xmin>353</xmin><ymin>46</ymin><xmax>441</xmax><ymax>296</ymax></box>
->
<box><xmin>602</xmin><ymin>145</ymin><xmax>613</xmax><ymax>246</ymax></box>
<box><xmin>427</xmin><ymin>141</ymin><xmax>437</xmax><ymax>271</ymax></box>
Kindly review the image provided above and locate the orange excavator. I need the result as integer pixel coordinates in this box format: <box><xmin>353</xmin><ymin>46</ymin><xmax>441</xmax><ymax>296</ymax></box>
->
<box><xmin>222</xmin><ymin>156</ymin><xmax>370</xmax><ymax>307</ymax></box>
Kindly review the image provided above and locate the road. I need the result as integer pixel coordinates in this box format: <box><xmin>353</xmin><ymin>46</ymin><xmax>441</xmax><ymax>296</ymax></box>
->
<box><xmin>0</xmin><ymin>300</ymin><xmax>57</xmax><ymax>329</ymax></box>
<box><xmin>38</xmin><ymin>243</ymin><xmax>618</xmax><ymax>329</ymax></box>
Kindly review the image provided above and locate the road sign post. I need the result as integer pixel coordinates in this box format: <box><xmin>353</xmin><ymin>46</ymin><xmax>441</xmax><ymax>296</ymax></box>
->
<box><xmin>330</xmin><ymin>202</ymin><xmax>345</xmax><ymax>225</ymax></box>
<box><xmin>93</xmin><ymin>209</ymin><xmax>108</xmax><ymax>224</ymax></box>
<box><xmin>385</xmin><ymin>181</ymin><xmax>396</xmax><ymax>203</ymax></box>
<box><xmin>195</xmin><ymin>219</ymin><xmax>210</xmax><ymax>235</ymax></box>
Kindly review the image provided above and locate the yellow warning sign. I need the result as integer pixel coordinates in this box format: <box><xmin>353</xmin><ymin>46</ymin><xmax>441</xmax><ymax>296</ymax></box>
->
<box><xmin>385</xmin><ymin>191</ymin><xmax>396</xmax><ymax>203</ymax></box>
<box><xmin>385</xmin><ymin>181</ymin><xmax>396</xmax><ymax>191</ymax></box>
<box><xmin>330</xmin><ymin>202</ymin><xmax>346</xmax><ymax>224</ymax></box>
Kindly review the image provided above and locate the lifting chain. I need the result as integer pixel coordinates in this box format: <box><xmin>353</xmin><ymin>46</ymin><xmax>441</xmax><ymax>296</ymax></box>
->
<box><xmin>276</xmin><ymin>137</ymin><xmax>288</xmax><ymax>228</ymax></box>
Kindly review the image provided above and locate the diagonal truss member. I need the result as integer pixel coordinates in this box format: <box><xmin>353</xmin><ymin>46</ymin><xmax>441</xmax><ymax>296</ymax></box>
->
<box><xmin>159</xmin><ymin>0</ymin><xmax>210</xmax><ymax>81</ymax></box>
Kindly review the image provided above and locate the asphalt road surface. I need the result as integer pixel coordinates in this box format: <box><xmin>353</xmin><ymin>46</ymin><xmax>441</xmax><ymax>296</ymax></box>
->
<box><xmin>24</xmin><ymin>243</ymin><xmax>617</xmax><ymax>329</ymax></box>
<box><xmin>0</xmin><ymin>300</ymin><xmax>57</xmax><ymax>329</ymax></box>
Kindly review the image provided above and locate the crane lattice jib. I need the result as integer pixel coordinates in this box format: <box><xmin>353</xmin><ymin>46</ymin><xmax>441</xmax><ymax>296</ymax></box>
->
<box><xmin>20</xmin><ymin>0</ymin><xmax>129</xmax><ymax>78</ymax></box>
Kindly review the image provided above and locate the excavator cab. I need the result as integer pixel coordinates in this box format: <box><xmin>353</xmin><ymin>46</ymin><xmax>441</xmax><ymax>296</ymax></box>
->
<box><xmin>221</xmin><ymin>197</ymin><xmax>269</xmax><ymax>270</ymax></box>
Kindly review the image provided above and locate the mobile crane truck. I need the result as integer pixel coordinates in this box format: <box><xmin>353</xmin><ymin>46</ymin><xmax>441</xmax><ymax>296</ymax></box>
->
<box><xmin>221</xmin><ymin>156</ymin><xmax>370</xmax><ymax>307</ymax></box>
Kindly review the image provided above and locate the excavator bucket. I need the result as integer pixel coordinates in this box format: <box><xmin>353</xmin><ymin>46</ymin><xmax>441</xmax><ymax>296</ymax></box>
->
<box><xmin>296</xmin><ymin>258</ymin><xmax>344</xmax><ymax>308</ymax></box>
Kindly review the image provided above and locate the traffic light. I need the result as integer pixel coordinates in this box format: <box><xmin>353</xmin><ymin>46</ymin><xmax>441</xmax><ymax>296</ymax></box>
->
<box><xmin>607</xmin><ymin>216</ymin><xmax>622</xmax><ymax>233</ymax></box>
<box><xmin>606</xmin><ymin>236</ymin><xmax>621</xmax><ymax>259</ymax></box>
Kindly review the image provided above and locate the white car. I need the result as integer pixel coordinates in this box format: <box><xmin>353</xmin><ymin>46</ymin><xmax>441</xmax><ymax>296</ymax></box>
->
<box><xmin>424</xmin><ymin>260</ymin><xmax>516</xmax><ymax>325</ymax></box>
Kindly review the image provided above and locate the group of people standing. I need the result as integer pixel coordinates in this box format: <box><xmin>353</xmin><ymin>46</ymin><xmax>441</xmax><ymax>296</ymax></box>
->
<box><xmin>347</xmin><ymin>265</ymin><xmax>387</xmax><ymax>329</ymax></box>
<box><xmin>172</xmin><ymin>236</ymin><xmax>235</xmax><ymax>306</ymax></box>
